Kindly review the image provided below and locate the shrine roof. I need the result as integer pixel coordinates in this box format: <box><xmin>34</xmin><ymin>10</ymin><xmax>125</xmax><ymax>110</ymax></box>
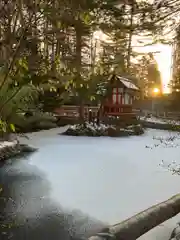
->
<box><xmin>112</xmin><ymin>75</ymin><xmax>139</xmax><ymax>90</ymax></box>
<box><xmin>117</xmin><ymin>76</ymin><xmax>139</xmax><ymax>90</ymax></box>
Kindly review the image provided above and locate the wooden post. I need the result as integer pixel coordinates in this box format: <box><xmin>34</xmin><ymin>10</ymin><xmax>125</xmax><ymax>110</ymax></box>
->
<box><xmin>88</xmin><ymin>109</ymin><xmax>92</xmax><ymax>123</ymax></box>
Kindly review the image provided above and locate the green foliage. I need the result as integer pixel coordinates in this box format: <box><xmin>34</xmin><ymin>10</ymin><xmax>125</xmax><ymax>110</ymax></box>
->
<box><xmin>0</xmin><ymin>55</ymin><xmax>38</xmax><ymax>134</ymax></box>
<box><xmin>0</xmin><ymin>79</ymin><xmax>37</xmax><ymax>120</ymax></box>
<box><xmin>13</xmin><ymin>112</ymin><xmax>57</xmax><ymax>132</ymax></box>
<box><xmin>0</xmin><ymin>119</ymin><xmax>15</xmax><ymax>133</ymax></box>
<box><xmin>0</xmin><ymin>119</ymin><xmax>7</xmax><ymax>133</ymax></box>
<box><xmin>9</xmin><ymin>123</ymin><xmax>15</xmax><ymax>132</ymax></box>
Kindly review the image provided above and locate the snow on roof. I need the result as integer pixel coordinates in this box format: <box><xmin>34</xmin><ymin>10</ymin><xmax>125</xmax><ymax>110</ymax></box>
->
<box><xmin>116</xmin><ymin>76</ymin><xmax>139</xmax><ymax>90</ymax></box>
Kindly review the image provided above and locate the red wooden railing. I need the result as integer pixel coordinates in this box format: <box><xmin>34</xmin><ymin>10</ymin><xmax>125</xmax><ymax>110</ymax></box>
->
<box><xmin>54</xmin><ymin>106</ymin><xmax>99</xmax><ymax>119</ymax></box>
<box><xmin>54</xmin><ymin>105</ymin><xmax>136</xmax><ymax>119</ymax></box>
<box><xmin>54</xmin><ymin>105</ymin><xmax>180</xmax><ymax>121</ymax></box>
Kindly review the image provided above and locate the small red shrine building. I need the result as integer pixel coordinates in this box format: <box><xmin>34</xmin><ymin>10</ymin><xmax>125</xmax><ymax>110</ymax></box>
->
<box><xmin>102</xmin><ymin>74</ymin><xmax>139</xmax><ymax>117</ymax></box>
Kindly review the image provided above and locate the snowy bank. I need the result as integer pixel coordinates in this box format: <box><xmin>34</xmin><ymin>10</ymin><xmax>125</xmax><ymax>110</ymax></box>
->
<box><xmin>61</xmin><ymin>123</ymin><xmax>144</xmax><ymax>137</ymax></box>
<box><xmin>140</xmin><ymin>116</ymin><xmax>180</xmax><ymax>125</ymax></box>
<box><xmin>140</xmin><ymin>116</ymin><xmax>180</xmax><ymax>132</ymax></box>
<box><xmin>0</xmin><ymin>141</ymin><xmax>37</xmax><ymax>163</ymax></box>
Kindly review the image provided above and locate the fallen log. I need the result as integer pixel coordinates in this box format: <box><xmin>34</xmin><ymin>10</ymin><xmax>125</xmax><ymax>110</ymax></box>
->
<box><xmin>89</xmin><ymin>194</ymin><xmax>180</xmax><ymax>240</ymax></box>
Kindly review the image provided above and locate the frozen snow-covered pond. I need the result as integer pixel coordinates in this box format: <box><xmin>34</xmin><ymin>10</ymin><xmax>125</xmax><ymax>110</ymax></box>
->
<box><xmin>2</xmin><ymin>127</ymin><xmax>180</xmax><ymax>239</ymax></box>
<box><xmin>23</xmin><ymin>128</ymin><xmax>180</xmax><ymax>223</ymax></box>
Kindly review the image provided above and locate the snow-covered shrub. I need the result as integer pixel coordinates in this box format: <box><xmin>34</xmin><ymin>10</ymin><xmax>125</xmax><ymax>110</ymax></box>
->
<box><xmin>62</xmin><ymin>122</ymin><xmax>144</xmax><ymax>137</ymax></box>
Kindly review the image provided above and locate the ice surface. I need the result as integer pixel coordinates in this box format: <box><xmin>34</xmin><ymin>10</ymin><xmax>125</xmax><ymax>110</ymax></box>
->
<box><xmin>20</xmin><ymin>128</ymin><xmax>180</xmax><ymax>240</ymax></box>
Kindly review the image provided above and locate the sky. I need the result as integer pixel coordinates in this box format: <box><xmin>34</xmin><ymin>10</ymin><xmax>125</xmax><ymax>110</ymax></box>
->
<box><xmin>153</xmin><ymin>44</ymin><xmax>172</xmax><ymax>93</ymax></box>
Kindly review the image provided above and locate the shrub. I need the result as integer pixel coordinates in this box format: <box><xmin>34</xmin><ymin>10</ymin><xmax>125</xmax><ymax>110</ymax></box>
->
<box><xmin>14</xmin><ymin>112</ymin><xmax>57</xmax><ymax>132</ymax></box>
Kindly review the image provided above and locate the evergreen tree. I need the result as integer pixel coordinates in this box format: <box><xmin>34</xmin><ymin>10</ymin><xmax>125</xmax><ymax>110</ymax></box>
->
<box><xmin>98</xmin><ymin>0</ymin><xmax>159</xmax><ymax>72</ymax></box>
<box><xmin>171</xmin><ymin>26</ymin><xmax>180</xmax><ymax>92</ymax></box>
<box><xmin>131</xmin><ymin>53</ymin><xmax>162</xmax><ymax>99</ymax></box>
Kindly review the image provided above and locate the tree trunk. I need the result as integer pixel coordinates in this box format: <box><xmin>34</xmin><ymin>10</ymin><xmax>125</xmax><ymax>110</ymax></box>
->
<box><xmin>89</xmin><ymin>194</ymin><xmax>180</xmax><ymax>240</ymax></box>
<box><xmin>126</xmin><ymin>1</ymin><xmax>135</xmax><ymax>71</ymax></box>
<box><xmin>75</xmin><ymin>22</ymin><xmax>84</xmax><ymax>122</ymax></box>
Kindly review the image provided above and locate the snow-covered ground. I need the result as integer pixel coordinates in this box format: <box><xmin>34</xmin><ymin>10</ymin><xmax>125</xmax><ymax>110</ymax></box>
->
<box><xmin>18</xmin><ymin>128</ymin><xmax>180</xmax><ymax>239</ymax></box>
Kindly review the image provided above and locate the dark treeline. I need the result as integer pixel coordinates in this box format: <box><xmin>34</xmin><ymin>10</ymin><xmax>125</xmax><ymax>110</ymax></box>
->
<box><xmin>0</xmin><ymin>0</ymin><xmax>175</xmax><ymax>133</ymax></box>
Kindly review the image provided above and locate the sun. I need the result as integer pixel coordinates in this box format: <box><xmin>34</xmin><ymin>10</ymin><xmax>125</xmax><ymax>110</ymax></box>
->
<box><xmin>153</xmin><ymin>88</ymin><xmax>160</xmax><ymax>93</ymax></box>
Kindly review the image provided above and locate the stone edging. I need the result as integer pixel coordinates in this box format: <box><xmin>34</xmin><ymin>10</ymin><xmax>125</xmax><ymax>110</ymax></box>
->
<box><xmin>0</xmin><ymin>141</ymin><xmax>37</xmax><ymax>162</ymax></box>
